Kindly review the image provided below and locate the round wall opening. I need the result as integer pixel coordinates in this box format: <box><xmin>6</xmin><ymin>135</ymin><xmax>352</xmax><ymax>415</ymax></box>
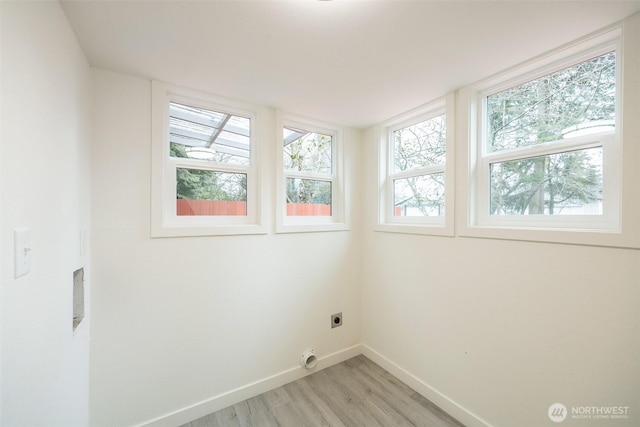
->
<box><xmin>301</xmin><ymin>349</ymin><xmax>318</xmax><ymax>369</ymax></box>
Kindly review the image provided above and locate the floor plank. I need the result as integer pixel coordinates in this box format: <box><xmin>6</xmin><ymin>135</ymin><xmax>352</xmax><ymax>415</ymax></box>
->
<box><xmin>283</xmin><ymin>378</ymin><xmax>344</xmax><ymax>427</ymax></box>
<box><xmin>180</xmin><ymin>355</ymin><xmax>464</xmax><ymax>427</ymax></box>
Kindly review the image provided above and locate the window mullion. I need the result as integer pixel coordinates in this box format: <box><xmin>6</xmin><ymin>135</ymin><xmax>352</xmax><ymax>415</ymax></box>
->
<box><xmin>285</xmin><ymin>171</ymin><xmax>334</xmax><ymax>181</ymax></box>
<box><xmin>482</xmin><ymin>133</ymin><xmax>612</xmax><ymax>164</ymax></box>
<box><xmin>389</xmin><ymin>164</ymin><xmax>445</xmax><ymax>180</ymax></box>
<box><xmin>172</xmin><ymin>158</ymin><xmax>251</xmax><ymax>174</ymax></box>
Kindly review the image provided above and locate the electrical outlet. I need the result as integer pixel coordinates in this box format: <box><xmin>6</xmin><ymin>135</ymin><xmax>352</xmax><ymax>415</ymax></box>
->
<box><xmin>331</xmin><ymin>312</ymin><xmax>342</xmax><ymax>328</ymax></box>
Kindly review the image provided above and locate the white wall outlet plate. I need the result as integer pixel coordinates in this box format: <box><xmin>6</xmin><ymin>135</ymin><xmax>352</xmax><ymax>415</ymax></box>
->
<box><xmin>15</xmin><ymin>229</ymin><xmax>31</xmax><ymax>278</ymax></box>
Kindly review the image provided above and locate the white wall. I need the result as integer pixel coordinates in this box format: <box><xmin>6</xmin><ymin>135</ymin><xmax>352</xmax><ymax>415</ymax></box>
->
<box><xmin>361</xmin><ymin>14</ymin><xmax>640</xmax><ymax>427</ymax></box>
<box><xmin>3</xmin><ymin>3</ymin><xmax>637</xmax><ymax>427</ymax></box>
<box><xmin>90</xmin><ymin>70</ymin><xmax>363</xmax><ymax>427</ymax></box>
<box><xmin>361</xmin><ymin>232</ymin><xmax>639</xmax><ymax>426</ymax></box>
<box><xmin>0</xmin><ymin>2</ymin><xmax>92</xmax><ymax>426</ymax></box>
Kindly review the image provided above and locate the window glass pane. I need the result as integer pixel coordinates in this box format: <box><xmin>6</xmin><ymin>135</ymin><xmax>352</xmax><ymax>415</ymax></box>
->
<box><xmin>286</xmin><ymin>178</ymin><xmax>331</xmax><ymax>216</ymax></box>
<box><xmin>283</xmin><ymin>128</ymin><xmax>332</xmax><ymax>174</ymax></box>
<box><xmin>393</xmin><ymin>115</ymin><xmax>446</xmax><ymax>173</ymax></box>
<box><xmin>169</xmin><ymin>102</ymin><xmax>250</xmax><ymax>166</ymax></box>
<box><xmin>490</xmin><ymin>147</ymin><xmax>602</xmax><ymax>216</ymax></box>
<box><xmin>176</xmin><ymin>168</ymin><xmax>247</xmax><ymax>216</ymax></box>
<box><xmin>393</xmin><ymin>173</ymin><xmax>445</xmax><ymax>217</ymax></box>
<box><xmin>487</xmin><ymin>52</ymin><xmax>615</xmax><ymax>152</ymax></box>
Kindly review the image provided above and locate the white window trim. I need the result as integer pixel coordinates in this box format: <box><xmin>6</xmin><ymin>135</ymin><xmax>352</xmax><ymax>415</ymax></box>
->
<box><xmin>376</xmin><ymin>93</ymin><xmax>455</xmax><ymax>236</ymax></box>
<box><xmin>457</xmin><ymin>22</ymin><xmax>640</xmax><ymax>248</ymax></box>
<box><xmin>275</xmin><ymin>112</ymin><xmax>349</xmax><ymax>233</ymax></box>
<box><xmin>151</xmin><ymin>81</ymin><xmax>268</xmax><ymax>237</ymax></box>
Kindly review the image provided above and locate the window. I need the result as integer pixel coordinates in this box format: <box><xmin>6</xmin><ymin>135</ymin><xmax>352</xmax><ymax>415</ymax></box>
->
<box><xmin>391</xmin><ymin>115</ymin><xmax>446</xmax><ymax>217</ymax></box>
<box><xmin>473</xmin><ymin>44</ymin><xmax>620</xmax><ymax>232</ymax></box>
<box><xmin>377</xmin><ymin>95</ymin><xmax>454</xmax><ymax>236</ymax></box>
<box><xmin>276</xmin><ymin>113</ymin><xmax>347</xmax><ymax>233</ymax></box>
<box><xmin>152</xmin><ymin>81</ymin><xmax>267</xmax><ymax>237</ymax></box>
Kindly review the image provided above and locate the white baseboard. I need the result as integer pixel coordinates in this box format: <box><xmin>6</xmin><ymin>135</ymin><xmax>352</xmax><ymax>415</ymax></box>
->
<box><xmin>136</xmin><ymin>344</ymin><xmax>363</xmax><ymax>427</ymax></box>
<box><xmin>361</xmin><ymin>345</ymin><xmax>493</xmax><ymax>427</ymax></box>
<box><xmin>137</xmin><ymin>343</ymin><xmax>490</xmax><ymax>427</ymax></box>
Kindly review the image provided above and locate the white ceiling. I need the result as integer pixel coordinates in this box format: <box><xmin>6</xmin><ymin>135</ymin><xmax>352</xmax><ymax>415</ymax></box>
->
<box><xmin>61</xmin><ymin>0</ymin><xmax>640</xmax><ymax>128</ymax></box>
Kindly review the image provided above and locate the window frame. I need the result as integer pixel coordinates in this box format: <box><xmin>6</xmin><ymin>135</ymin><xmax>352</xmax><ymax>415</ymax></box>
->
<box><xmin>151</xmin><ymin>81</ymin><xmax>268</xmax><ymax>237</ymax></box>
<box><xmin>276</xmin><ymin>112</ymin><xmax>348</xmax><ymax>233</ymax></box>
<box><xmin>476</xmin><ymin>44</ymin><xmax>620</xmax><ymax>230</ymax></box>
<box><xmin>457</xmin><ymin>24</ymin><xmax>640</xmax><ymax>247</ymax></box>
<box><xmin>376</xmin><ymin>94</ymin><xmax>455</xmax><ymax>236</ymax></box>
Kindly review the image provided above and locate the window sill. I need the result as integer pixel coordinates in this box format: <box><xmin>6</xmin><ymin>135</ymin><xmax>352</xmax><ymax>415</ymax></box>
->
<box><xmin>276</xmin><ymin>222</ymin><xmax>349</xmax><ymax>234</ymax></box>
<box><xmin>458</xmin><ymin>223</ymin><xmax>639</xmax><ymax>249</ymax></box>
<box><xmin>375</xmin><ymin>222</ymin><xmax>453</xmax><ymax>237</ymax></box>
<box><xmin>151</xmin><ymin>223</ymin><xmax>268</xmax><ymax>238</ymax></box>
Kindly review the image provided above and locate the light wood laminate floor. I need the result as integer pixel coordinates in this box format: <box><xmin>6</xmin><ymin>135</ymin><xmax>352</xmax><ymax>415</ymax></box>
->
<box><xmin>180</xmin><ymin>355</ymin><xmax>464</xmax><ymax>427</ymax></box>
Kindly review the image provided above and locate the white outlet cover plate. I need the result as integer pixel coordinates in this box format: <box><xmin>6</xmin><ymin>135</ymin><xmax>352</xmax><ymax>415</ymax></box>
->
<box><xmin>15</xmin><ymin>229</ymin><xmax>31</xmax><ymax>278</ymax></box>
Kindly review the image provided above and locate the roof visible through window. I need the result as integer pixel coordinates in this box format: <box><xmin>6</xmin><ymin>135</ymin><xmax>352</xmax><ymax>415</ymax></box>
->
<box><xmin>169</xmin><ymin>102</ymin><xmax>251</xmax><ymax>162</ymax></box>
